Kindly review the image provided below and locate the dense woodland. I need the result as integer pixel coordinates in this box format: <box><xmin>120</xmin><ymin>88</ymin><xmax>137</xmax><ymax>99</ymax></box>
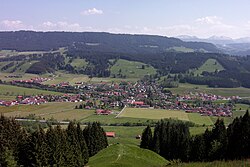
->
<box><xmin>140</xmin><ymin>111</ymin><xmax>250</xmax><ymax>162</ymax></box>
<box><xmin>0</xmin><ymin>116</ymin><xmax>108</xmax><ymax>167</ymax></box>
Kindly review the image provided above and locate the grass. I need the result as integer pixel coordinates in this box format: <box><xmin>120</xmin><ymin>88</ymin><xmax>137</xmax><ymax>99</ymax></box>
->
<box><xmin>14</xmin><ymin>61</ymin><xmax>39</xmax><ymax>73</ymax></box>
<box><xmin>0</xmin><ymin>72</ymin><xmax>39</xmax><ymax>82</ymax></box>
<box><xmin>103</xmin><ymin>126</ymin><xmax>145</xmax><ymax>146</ymax></box>
<box><xmin>188</xmin><ymin>113</ymin><xmax>214</xmax><ymax>126</ymax></box>
<box><xmin>170</xmin><ymin>160</ymin><xmax>250</xmax><ymax>167</ymax></box>
<box><xmin>70</xmin><ymin>58</ymin><xmax>88</xmax><ymax>68</ymax></box>
<box><xmin>167</xmin><ymin>46</ymin><xmax>194</xmax><ymax>52</ymax></box>
<box><xmin>189</xmin><ymin>126</ymin><xmax>211</xmax><ymax>136</ymax></box>
<box><xmin>43</xmin><ymin>72</ymin><xmax>90</xmax><ymax>85</ymax></box>
<box><xmin>234</xmin><ymin>104</ymin><xmax>250</xmax><ymax>111</ymax></box>
<box><xmin>110</xmin><ymin>59</ymin><xmax>156</xmax><ymax>79</ymax></box>
<box><xmin>1</xmin><ymin>102</ymin><xmax>93</xmax><ymax>121</ymax></box>
<box><xmin>81</xmin><ymin>114</ymin><xmax>155</xmax><ymax>125</ymax></box>
<box><xmin>168</xmin><ymin>83</ymin><xmax>250</xmax><ymax>97</ymax></box>
<box><xmin>0</xmin><ymin>84</ymin><xmax>62</xmax><ymax>100</ymax></box>
<box><xmin>120</xmin><ymin>108</ymin><xmax>189</xmax><ymax>121</ymax></box>
<box><xmin>88</xmin><ymin>144</ymin><xmax>168</xmax><ymax>167</ymax></box>
<box><xmin>194</xmin><ymin>58</ymin><xmax>225</xmax><ymax>76</ymax></box>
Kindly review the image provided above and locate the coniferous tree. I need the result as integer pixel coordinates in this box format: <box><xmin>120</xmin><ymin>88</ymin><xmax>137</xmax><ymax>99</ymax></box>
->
<box><xmin>83</xmin><ymin>122</ymin><xmax>108</xmax><ymax>157</ymax></box>
<box><xmin>76</xmin><ymin>123</ymin><xmax>89</xmax><ymax>164</ymax></box>
<box><xmin>209</xmin><ymin>119</ymin><xmax>227</xmax><ymax>160</ymax></box>
<box><xmin>140</xmin><ymin>125</ymin><xmax>152</xmax><ymax>149</ymax></box>
<box><xmin>65</xmin><ymin>122</ymin><xmax>84</xmax><ymax>167</ymax></box>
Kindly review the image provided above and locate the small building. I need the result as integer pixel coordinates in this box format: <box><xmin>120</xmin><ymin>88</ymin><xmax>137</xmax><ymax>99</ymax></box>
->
<box><xmin>105</xmin><ymin>132</ymin><xmax>115</xmax><ymax>137</ymax></box>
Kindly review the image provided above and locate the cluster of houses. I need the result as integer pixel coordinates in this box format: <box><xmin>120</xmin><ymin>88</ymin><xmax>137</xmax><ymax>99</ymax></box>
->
<box><xmin>2</xmin><ymin>77</ymin><xmax>241</xmax><ymax>117</ymax></box>
<box><xmin>177</xmin><ymin>92</ymin><xmax>240</xmax><ymax>102</ymax></box>
<box><xmin>12</xmin><ymin>77</ymin><xmax>51</xmax><ymax>84</ymax></box>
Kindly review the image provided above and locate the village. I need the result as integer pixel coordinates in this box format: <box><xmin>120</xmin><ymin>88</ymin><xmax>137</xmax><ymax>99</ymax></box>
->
<box><xmin>0</xmin><ymin>76</ymin><xmax>241</xmax><ymax>117</ymax></box>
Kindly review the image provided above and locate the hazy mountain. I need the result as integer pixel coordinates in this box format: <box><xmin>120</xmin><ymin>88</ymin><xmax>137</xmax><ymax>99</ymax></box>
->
<box><xmin>177</xmin><ymin>35</ymin><xmax>250</xmax><ymax>56</ymax></box>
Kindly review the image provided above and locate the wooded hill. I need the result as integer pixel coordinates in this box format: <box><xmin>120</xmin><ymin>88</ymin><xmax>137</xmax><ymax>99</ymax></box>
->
<box><xmin>0</xmin><ymin>31</ymin><xmax>219</xmax><ymax>52</ymax></box>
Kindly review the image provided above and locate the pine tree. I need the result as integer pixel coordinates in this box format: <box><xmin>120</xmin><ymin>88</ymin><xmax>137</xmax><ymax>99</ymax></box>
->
<box><xmin>65</xmin><ymin>122</ymin><xmax>84</xmax><ymax>167</ymax></box>
<box><xmin>140</xmin><ymin>125</ymin><xmax>152</xmax><ymax>149</ymax></box>
<box><xmin>209</xmin><ymin>119</ymin><xmax>227</xmax><ymax>160</ymax></box>
<box><xmin>83</xmin><ymin>122</ymin><xmax>108</xmax><ymax>157</ymax></box>
<box><xmin>76</xmin><ymin>123</ymin><xmax>89</xmax><ymax>164</ymax></box>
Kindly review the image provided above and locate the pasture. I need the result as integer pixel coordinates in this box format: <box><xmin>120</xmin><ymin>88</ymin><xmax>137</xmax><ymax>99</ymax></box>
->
<box><xmin>1</xmin><ymin>102</ymin><xmax>93</xmax><ymax>121</ymax></box>
<box><xmin>119</xmin><ymin>108</ymin><xmax>190</xmax><ymax>121</ymax></box>
<box><xmin>193</xmin><ymin>58</ymin><xmax>224</xmax><ymax>76</ymax></box>
<box><xmin>168</xmin><ymin>83</ymin><xmax>250</xmax><ymax>98</ymax></box>
<box><xmin>88</xmin><ymin>144</ymin><xmax>168</xmax><ymax>167</ymax></box>
<box><xmin>110</xmin><ymin>59</ymin><xmax>156</xmax><ymax>79</ymax></box>
<box><xmin>0</xmin><ymin>84</ymin><xmax>62</xmax><ymax>100</ymax></box>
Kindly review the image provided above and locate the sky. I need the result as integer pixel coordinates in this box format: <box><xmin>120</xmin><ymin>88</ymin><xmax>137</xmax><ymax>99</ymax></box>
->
<box><xmin>1</xmin><ymin>0</ymin><xmax>250</xmax><ymax>38</ymax></box>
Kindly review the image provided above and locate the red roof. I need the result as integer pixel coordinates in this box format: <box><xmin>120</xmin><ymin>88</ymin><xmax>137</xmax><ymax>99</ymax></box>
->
<box><xmin>105</xmin><ymin>132</ymin><xmax>115</xmax><ymax>137</ymax></box>
<box><xmin>133</xmin><ymin>101</ymin><xmax>144</xmax><ymax>105</ymax></box>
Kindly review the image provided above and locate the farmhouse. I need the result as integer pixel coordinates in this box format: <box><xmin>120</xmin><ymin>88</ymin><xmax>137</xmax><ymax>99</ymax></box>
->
<box><xmin>105</xmin><ymin>132</ymin><xmax>115</xmax><ymax>137</ymax></box>
<box><xmin>96</xmin><ymin>109</ymin><xmax>112</xmax><ymax>115</ymax></box>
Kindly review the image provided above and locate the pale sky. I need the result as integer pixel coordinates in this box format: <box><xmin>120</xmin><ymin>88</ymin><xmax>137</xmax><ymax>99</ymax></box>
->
<box><xmin>1</xmin><ymin>0</ymin><xmax>250</xmax><ymax>38</ymax></box>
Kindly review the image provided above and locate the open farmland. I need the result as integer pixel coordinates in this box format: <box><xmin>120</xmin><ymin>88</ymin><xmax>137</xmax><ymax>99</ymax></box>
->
<box><xmin>119</xmin><ymin>107</ymin><xmax>247</xmax><ymax>126</ymax></box>
<box><xmin>193</xmin><ymin>58</ymin><xmax>225</xmax><ymax>76</ymax></box>
<box><xmin>119</xmin><ymin>108</ymin><xmax>190</xmax><ymax>121</ymax></box>
<box><xmin>0</xmin><ymin>84</ymin><xmax>62</xmax><ymax>100</ymax></box>
<box><xmin>168</xmin><ymin>83</ymin><xmax>250</xmax><ymax>97</ymax></box>
<box><xmin>110</xmin><ymin>59</ymin><xmax>156</xmax><ymax>79</ymax></box>
<box><xmin>1</xmin><ymin>102</ymin><xmax>94</xmax><ymax>121</ymax></box>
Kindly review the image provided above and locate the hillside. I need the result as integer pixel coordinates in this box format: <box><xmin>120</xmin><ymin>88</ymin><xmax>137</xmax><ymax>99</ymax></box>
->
<box><xmin>88</xmin><ymin>144</ymin><xmax>168</xmax><ymax>167</ymax></box>
<box><xmin>0</xmin><ymin>31</ymin><xmax>219</xmax><ymax>53</ymax></box>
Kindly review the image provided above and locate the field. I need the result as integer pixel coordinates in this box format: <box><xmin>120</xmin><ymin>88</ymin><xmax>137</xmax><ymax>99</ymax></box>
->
<box><xmin>70</xmin><ymin>58</ymin><xmax>88</xmax><ymax>69</ymax></box>
<box><xmin>119</xmin><ymin>108</ymin><xmax>189</xmax><ymax>121</ymax></box>
<box><xmin>193</xmin><ymin>58</ymin><xmax>225</xmax><ymax>76</ymax></box>
<box><xmin>119</xmin><ymin>107</ymin><xmax>216</xmax><ymax>125</ymax></box>
<box><xmin>170</xmin><ymin>160</ymin><xmax>250</xmax><ymax>167</ymax></box>
<box><xmin>0</xmin><ymin>102</ymin><xmax>94</xmax><ymax>121</ymax></box>
<box><xmin>168</xmin><ymin>83</ymin><xmax>250</xmax><ymax>98</ymax></box>
<box><xmin>110</xmin><ymin>59</ymin><xmax>156</xmax><ymax>79</ymax></box>
<box><xmin>167</xmin><ymin>46</ymin><xmax>194</xmax><ymax>52</ymax></box>
<box><xmin>88</xmin><ymin>144</ymin><xmax>168</xmax><ymax>167</ymax></box>
<box><xmin>119</xmin><ymin>107</ymin><xmax>247</xmax><ymax>126</ymax></box>
<box><xmin>0</xmin><ymin>84</ymin><xmax>62</xmax><ymax>100</ymax></box>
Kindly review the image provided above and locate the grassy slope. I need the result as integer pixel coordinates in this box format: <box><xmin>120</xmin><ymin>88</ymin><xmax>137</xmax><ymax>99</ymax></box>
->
<box><xmin>70</xmin><ymin>58</ymin><xmax>88</xmax><ymax>69</ymax></box>
<box><xmin>1</xmin><ymin>102</ymin><xmax>94</xmax><ymax>121</ymax></box>
<box><xmin>167</xmin><ymin>46</ymin><xmax>194</xmax><ymax>52</ymax></box>
<box><xmin>119</xmin><ymin>108</ymin><xmax>189</xmax><ymax>121</ymax></box>
<box><xmin>110</xmin><ymin>59</ymin><xmax>156</xmax><ymax>79</ymax></box>
<box><xmin>168</xmin><ymin>83</ymin><xmax>250</xmax><ymax>97</ymax></box>
<box><xmin>88</xmin><ymin>144</ymin><xmax>167</xmax><ymax>167</ymax></box>
<box><xmin>0</xmin><ymin>84</ymin><xmax>62</xmax><ymax>100</ymax></box>
<box><xmin>170</xmin><ymin>160</ymin><xmax>250</xmax><ymax>167</ymax></box>
<box><xmin>194</xmin><ymin>58</ymin><xmax>225</xmax><ymax>75</ymax></box>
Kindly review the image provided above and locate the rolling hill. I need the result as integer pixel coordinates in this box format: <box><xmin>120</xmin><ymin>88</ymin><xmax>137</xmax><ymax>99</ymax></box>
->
<box><xmin>0</xmin><ymin>31</ymin><xmax>219</xmax><ymax>53</ymax></box>
<box><xmin>88</xmin><ymin>144</ymin><xmax>168</xmax><ymax>167</ymax></box>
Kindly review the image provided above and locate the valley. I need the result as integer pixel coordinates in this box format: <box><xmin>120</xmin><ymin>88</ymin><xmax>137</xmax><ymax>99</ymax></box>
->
<box><xmin>0</xmin><ymin>31</ymin><xmax>250</xmax><ymax>167</ymax></box>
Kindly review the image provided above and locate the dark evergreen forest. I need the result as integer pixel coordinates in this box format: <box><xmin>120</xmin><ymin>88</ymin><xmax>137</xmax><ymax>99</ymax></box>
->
<box><xmin>140</xmin><ymin>110</ymin><xmax>250</xmax><ymax>162</ymax></box>
<box><xmin>0</xmin><ymin>116</ymin><xmax>108</xmax><ymax>167</ymax></box>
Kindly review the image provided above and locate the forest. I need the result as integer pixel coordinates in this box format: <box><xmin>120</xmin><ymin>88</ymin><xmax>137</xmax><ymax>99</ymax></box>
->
<box><xmin>0</xmin><ymin>117</ymin><xmax>108</xmax><ymax>167</ymax></box>
<box><xmin>140</xmin><ymin>110</ymin><xmax>250</xmax><ymax>162</ymax></box>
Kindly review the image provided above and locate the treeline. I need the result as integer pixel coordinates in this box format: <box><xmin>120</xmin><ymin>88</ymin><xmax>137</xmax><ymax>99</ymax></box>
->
<box><xmin>0</xmin><ymin>116</ymin><xmax>108</xmax><ymax>166</ymax></box>
<box><xmin>140</xmin><ymin>111</ymin><xmax>250</xmax><ymax>162</ymax></box>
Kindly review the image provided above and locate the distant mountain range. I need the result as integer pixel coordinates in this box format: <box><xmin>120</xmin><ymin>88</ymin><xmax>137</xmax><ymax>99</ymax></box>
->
<box><xmin>176</xmin><ymin>35</ymin><xmax>250</xmax><ymax>56</ymax></box>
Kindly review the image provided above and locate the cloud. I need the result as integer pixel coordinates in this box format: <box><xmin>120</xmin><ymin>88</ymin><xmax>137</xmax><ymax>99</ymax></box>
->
<box><xmin>196</xmin><ymin>16</ymin><xmax>222</xmax><ymax>25</ymax></box>
<box><xmin>81</xmin><ymin>8</ymin><xmax>103</xmax><ymax>16</ymax></box>
<box><xmin>0</xmin><ymin>20</ymin><xmax>26</xmax><ymax>30</ymax></box>
<box><xmin>39</xmin><ymin>21</ymin><xmax>83</xmax><ymax>31</ymax></box>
